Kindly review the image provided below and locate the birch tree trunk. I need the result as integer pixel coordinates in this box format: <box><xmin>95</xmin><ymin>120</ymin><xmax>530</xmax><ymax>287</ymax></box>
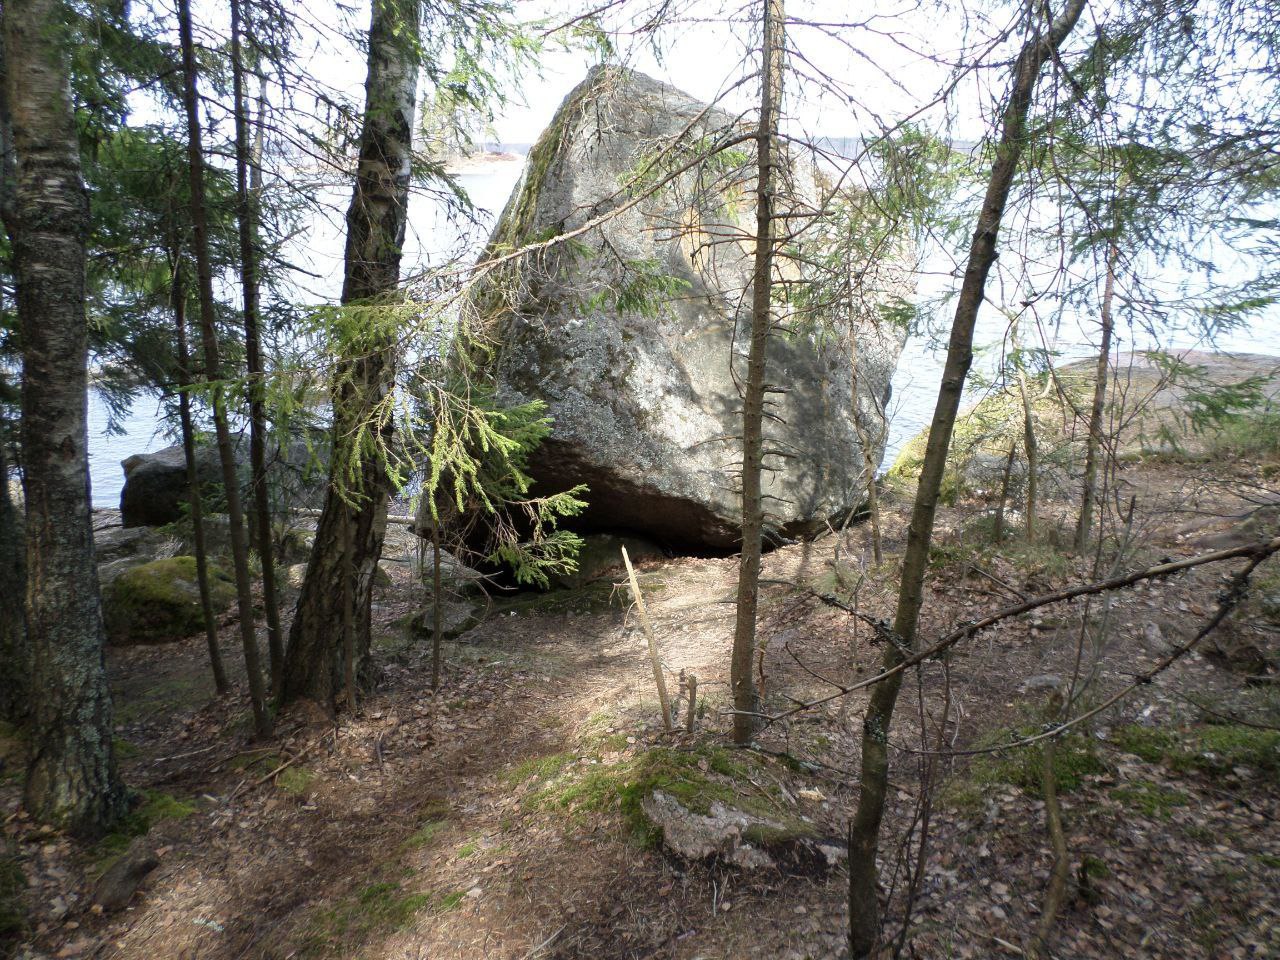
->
<box><xmin>282</xmin><ymin>0</ymin><xmax>419</xmax><ymax>709</ymax></box>
<box><xmin>5</xmin><ymin>0</ymin><xmax>126</xmax><ymax>833</ymax></box>
<box><xmin>176</xmin><ymin>0</ymin><xmax>272</xmax><ymax>737</ymax></box>
<box><xmin>731</xmin><ymin>0</ymin><xmax>786</xmax><ymax>746</ymax></box>
<box><xmin>847</xmin><ymin>1</ymin><xmax>1088</xmax><ymax>952</ymax></box>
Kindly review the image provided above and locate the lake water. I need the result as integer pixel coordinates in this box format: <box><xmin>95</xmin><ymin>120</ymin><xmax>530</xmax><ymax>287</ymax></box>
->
<box><xmin>86</xmin><ymin>155</ymin><xmax>1280</xmax><ymax>508</ymax></box>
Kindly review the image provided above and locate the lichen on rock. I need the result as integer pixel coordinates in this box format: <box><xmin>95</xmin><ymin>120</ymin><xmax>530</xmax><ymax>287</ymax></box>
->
<box><xmin>461</xmin><ymin>65</ymin><xmax>908</xmax><ymax>551</ymax></box>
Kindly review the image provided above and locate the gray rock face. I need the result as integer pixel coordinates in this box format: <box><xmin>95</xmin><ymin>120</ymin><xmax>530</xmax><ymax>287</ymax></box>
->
<box><xmin>120</xmin><ymin>435</ymin><xmax>326</xmax><ymax>528</ymax></box>
<box><xmin>120</xmin><ymin>444</ymin><xmax>218</xmax><ymax>528</ymax></box>
<box><xmin>476</xmin><ymin>66</ymin><xmax>906</xmax><ymax>550</ymax></box>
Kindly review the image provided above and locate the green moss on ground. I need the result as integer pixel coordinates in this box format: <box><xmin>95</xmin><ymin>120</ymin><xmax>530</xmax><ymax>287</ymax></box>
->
<box><xmin>94</xmin><ymin>791</ymin><xmax>197</xmax><ymax>868</ymax></box>
<box><xmin>1113</xmin><ymin>723</ymin><xmax>1279</xmax><ymax>778</ymax></box>
<box><xmin>0</xmin><ymin>845</ymin><xmax>25</xmax><ymax>954</ymax></box>
<box><xmin>103</xmin><ymin>556</ymin><xmax>234</xmax><ymax>645</ymax></box>
<box><xmin>113</xmin><ymin>672</ymin><xmax>209</xmax><ymax>725</ymax></box>
<box><xmin>1112</xmin><ymin>781</ymin><xmax>1190</xmax><ymax>818</ymax></box>
<box><xmin>299</xmin><ymin>877</ymin><xmax>467</xmax><ymax>956</ymax></box>
<box><xmin>276</xmin><ymin>766</ymin><xmax>316</xmax><ymax>797</ymax></box>
<box><xmin>301</xmin><ymin>881</ymin><xmax>431</xmax><ymax>955</ymax></box>
<box><xmin>941</xmin><ymin>730</ymin><xmax>1107</xmax><ymax>812</ymax></box>
<box><xmin>401</xmin><ymin>820</ymin><xmax>446</xmax><ymax>850</ymax></box>
<box><xmin>509</xmin><ymin>739</ymin><xmax>804</xmax><ymax>848</ymax></box>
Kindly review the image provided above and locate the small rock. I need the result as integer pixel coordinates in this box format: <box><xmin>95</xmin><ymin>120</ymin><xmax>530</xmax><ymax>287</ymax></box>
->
<box><xmin>91</xmin><ymin>839</ymin><xmax>159</xmax><ymax>912</ymax></box>
<box><xmin>1019</xmin><ymin>674</ymin><xmax>1062</xmax><ymax>694</ymax></box>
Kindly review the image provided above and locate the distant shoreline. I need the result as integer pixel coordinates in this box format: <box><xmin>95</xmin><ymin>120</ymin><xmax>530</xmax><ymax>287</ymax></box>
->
<box><xmin>445</xmin><ymin>151</ymin><xmax>526</xmax><ymax>176</ymax></box>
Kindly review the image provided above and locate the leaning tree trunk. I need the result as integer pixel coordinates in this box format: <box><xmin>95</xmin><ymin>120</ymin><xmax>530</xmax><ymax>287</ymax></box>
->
<box><xmin>176</xmin><ymin>0</ymin><xmax>272</xmax><ymax>737</ymax></box>
<box><xmin>5</xmin><ymin>0</ymin><xmax>126</xmax><ymax>834</ymax></box>
<box><xmin>230</xmin><ymin>0</ymin><xmax>284</xmax><ymax>693</ymax></box>
<box><xmin>847</xmin><ymin>1</ymin><xmax>1088</xmax><ymax>954</ymax></box>
<box><xmin>282</xmin><ymin>0</ymin><xmax>419</xmax><ymax>710</ymax></box>
<box><xmin>731</xmin><ymin>0</ymin><xmax>786</xmax><ymax>746</ymax></box>
<box><xmin>1073</xmin><ymin>239</ymin><xmax>1118</xmax><ymax>551</ymax></box>
<box><xmin>171</xmin><ymin>265</ymin><xmax>229</xmax><ymax>694</ymax></box>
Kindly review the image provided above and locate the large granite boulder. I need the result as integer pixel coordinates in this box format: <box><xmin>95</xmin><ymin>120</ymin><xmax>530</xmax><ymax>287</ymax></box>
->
<box><xmin>120</xmin><ymin>434</ymin><xmax>326</xmax><ymax>528</ymax></box>
<box><xmin>462</xmin><ymin>66</ymin><xmax>907</xmax><ymax>551</ymax></box>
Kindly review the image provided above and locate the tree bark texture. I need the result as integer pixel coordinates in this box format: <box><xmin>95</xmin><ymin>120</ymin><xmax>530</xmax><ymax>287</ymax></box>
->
<box><xmin>5</xmin><ymin>0</ymin><xmax>126</xmax><ymax>833</ymax></box>
<box><xmin>731</xmin><ymin>0</ymin><xmax>785</xmax><ymax>746</ymax></box>
<box><xmin>847</xmin><ymin>1</ymin><xmax>1088</xmax><ymax>953</ymax></box>
<box><xmin>176</xmin><ymin>0</ymin><xmax>272</xmax><ymax>736</ymax></box>
<box><xmin>282</xmin><ymin>0</ymin><xmax>419</xmax><ymax>710</ymax></box>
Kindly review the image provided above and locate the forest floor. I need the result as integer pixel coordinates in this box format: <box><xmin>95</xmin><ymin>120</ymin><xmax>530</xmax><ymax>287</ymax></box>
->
<box><xmin>5</xmin><ymin>444</ymin><xmax>1280</xmax><ymax>958</ymax></box>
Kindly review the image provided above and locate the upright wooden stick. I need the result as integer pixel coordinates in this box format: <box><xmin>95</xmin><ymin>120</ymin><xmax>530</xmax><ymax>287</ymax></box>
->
<box><xmin>623</xmin><ymin>547</ymin><xmax>672</xmax><ymax>733</ymax></box>
<box><xmin>685</xmin><ymin>675</ymin><xmax>698</xmax><ymax>734</ymax></box>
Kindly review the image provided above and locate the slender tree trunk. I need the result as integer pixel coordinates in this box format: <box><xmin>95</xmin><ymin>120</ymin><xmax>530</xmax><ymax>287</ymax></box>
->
<box><xmin>1074</xmin><ymin>240</ymin><xmax>1117</xmax><ymax>551</ymax></box>
<box><xmin>5</xmin><ymin>0</ymin><xmax>126</xmax><ymax>834</ymax></box>
<box><xmin>1018</xmin><ymin>369</ymin><xmax>1038</xmax><ymax>542</ymax></box>
<box><xmin>993</xmin><ymin>439</ymin><xmax>1017</xmax><ymax>544</ymax></box>
<box><xmin>0</xmin><ymin>399</ymin><xmax>27</xmax><ymax>724</ymax></box>
<box><xmin>282</xmin><ymin>0</ymin><xmax>419</xmax><ymax>710</ymax></box>
<box><xmin>176</xmin><ymin>0</ymin><xmax>272</xmax><ymax>738</ymax></box>
<box><xmin>430</xmin><ymin>517</ymin><xmax>443</xmax><ymax>691</ymax></box>
<box><xmin>171</xmin><ymin>266</ymin><xmax>229</xmax><ymax>695</ymax></box>
<box><xmin>847</xmin><ymin>2</ymin><xmax>1087</xmax><ymax>953</ymax></box>
<box><xmin>850</xmin><ymin>359</ymin><xmax>885</xmax><ymax>567</ymax></box>
<box><xmin>731</xmin><ymin>0</ymin><xmax>786</xmax><ymax>746</ymax></box>
<box><xmin>230</xmin><ymin>0</ymin><xmax>283</xmax><ymax>693</ymax></box>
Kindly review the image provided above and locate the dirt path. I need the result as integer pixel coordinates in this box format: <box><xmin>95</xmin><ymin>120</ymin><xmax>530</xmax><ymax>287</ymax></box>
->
<box><xmin>6</xmin><ymin>453</ymin><xmax>1280</xmax><ymax>960</ymax></box>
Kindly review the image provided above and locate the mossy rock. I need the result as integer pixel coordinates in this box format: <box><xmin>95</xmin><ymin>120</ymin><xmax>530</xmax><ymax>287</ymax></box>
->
<box><xmin>103</xmin><ymin>556</ymin><xmax>234</xmax><ymax>645</ymax></box>
<box><xmin>887</xmin><ymin>373</ymin><xmax>1090</xmax><ymax>502</ymax></box>
<box><xmin>511</xmin><ymin>742</ymin><xmax>838</xmax><ymax>872</ymax></box>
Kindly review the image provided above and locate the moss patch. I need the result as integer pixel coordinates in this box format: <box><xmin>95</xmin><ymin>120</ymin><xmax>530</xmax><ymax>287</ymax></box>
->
<box><xmin>0</xmin><ymin>845</ymin><xmax>25</xmax><ymax>951</ymax></box>
<box><xmin>113</xmin><ymin>672</ymin><xmax>210</xmax><ymax>725</ymax></box>
<box><xmin>94</xmin><ymin>791</ymin><xmax>197</xmax><ymax>870</ymax></box>
<box><xmin>1113</xmin><ymin>723</ymin><xmax>1280</xmax><ymax>779</ymax></box>
<box><xmin>299</xmin><ymin>877</ymin><xmax>469</xmax><ymax>956</ymax></box>
<box><xmin>301</xmin><ymin>881</ymin><xmax>432</xmax><ymax>956</ymax></box>
<box><xmin>103</xmin><ymin>556</ymin><xmax>235</xmax><ymax>645</ymax></box>
<box><xmin>402</xmin><ymin>819</ymin><xmax>448</xmax><ymax>851</ymax></box>
<box><xmin>511</xmin><ymin>741</ymin><xmax>802</xmax><ymax>848</ymax></box>
<box><xmin>942</xmin><ymin>731</ymin><xmax>1107</xmax><ymax>811</ymax></box>
<box><xmin>1112</xmin><ymin>781</ymin><xmax>1190</xmax><ymax>818</ymax></box>
<box><xmin>276</xmin><ymin>766</ymin><xmax>317</xmax><ymax>797</ymax></box>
